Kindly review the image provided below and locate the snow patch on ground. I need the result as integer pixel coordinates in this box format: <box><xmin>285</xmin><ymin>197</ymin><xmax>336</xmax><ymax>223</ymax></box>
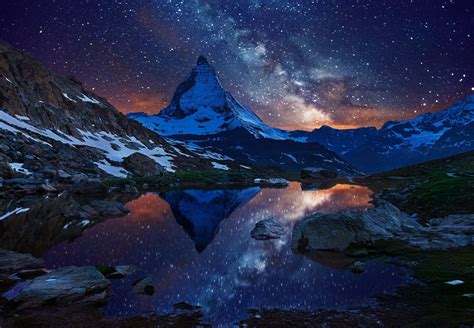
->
<box><xmin>282</xmin><ymin>152</ymin><xmax>298</xmax><ymax>163</ymax></box>
<box><xmin>77</xmin><ymin>93</ymin><xmax>100</xmax><ymax>104</ymax></box>
<box><xmin>95</xmin><ymin>160</ymin><xmax>129</xmax><ymax>178</ymax></box>
<box><xmin>8</xmin><ymin>163</ymin><xmax>33</xmax><ymax>175</ymax></box>
<box><xmin>212</xmin><ymin>162</ymin><xmax>230</xmax><ymax>170</ymax></box>
<box><xmin>0</xmin><ymin>208</ymin><xmax>29</xmax><ymax>221</ymax></box>
<box><xmin>0</xmin><ymin>110</ymin><xmax>176</xmax><ymax>172</ymax></box>
<box><xmin>62</xmin><ymin>93</ymin><xmax>77</xmax><ymax>102</ymax></box>
<box><xmin>14</xmin><ymin>115</ymin><xmax>30</xmax><ymax>121</ymax></box>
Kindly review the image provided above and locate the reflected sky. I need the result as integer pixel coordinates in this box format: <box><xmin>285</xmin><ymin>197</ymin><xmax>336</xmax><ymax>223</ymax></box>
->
<box><xmin>43</xmin><ymin>183</ymin><xmax>412</xmax><ymax>325</ymax></box>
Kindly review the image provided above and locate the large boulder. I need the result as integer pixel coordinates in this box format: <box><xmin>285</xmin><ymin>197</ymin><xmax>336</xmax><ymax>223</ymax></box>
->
<box><xmin>292</xmin><ymin>199</ymin><xmax>419</xmax><ymax>252</ymax></box>
<box><xmin>11</xmin><ymin>266</ymin><xmax>110</xmax><ymax>308</ymax></box>
<box><xmin>122</xmin><ymin>153</ymin><xmax>164</xmax><ymax>177</ymax></box>
<box><xmin>292</xmin><ymin>200</ymin><xmax>474</xmax><ymax>252</ymax></box>
<box><xmin>251</xmin><ymin>218</ymin><xmax>285</xmax><ymax>240</ymax></box>
<box><xmin>253</xmin><ymin>178</ymin><xmax>289</xmax><ymax>187</ymax></box>
<box><xmin>301</xmin><ymin>167</ymin><xmax>337</xmax><ymax>179</ymax></box>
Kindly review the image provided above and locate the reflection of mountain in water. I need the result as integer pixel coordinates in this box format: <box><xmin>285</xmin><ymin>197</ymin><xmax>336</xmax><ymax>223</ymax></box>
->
<box><xmin>163</xmin><ymin>187</ymin><xmax>260</xmax><ymax>252</ymax></box>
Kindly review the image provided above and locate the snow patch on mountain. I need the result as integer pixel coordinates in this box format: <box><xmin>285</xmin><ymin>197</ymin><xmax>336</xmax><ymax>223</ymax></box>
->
<box><xmin>129</xmin><ymin>56</ymin><xmax>290</xmax><ymax>140</ymax></box>
<box><xmin>0</xmin><ymin>109</ymin><xmax>176</xmax><ymax>172</ymax></box>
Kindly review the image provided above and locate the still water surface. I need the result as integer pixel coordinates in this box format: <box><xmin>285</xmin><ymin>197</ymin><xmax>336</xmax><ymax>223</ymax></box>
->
<box><xmin>43</xmin><ymin>183</ymin><xmax>412</xmax><ymax>325</ymax></box>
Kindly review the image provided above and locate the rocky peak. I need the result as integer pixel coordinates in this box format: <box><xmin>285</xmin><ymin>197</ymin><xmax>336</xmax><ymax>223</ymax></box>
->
<box><xmin>158</xmin><ymin>55</ymin><xmax>226</xmax><ymax>119</ymax></box>
<box><xmin>196</xmin><ymin>55</ymin><xmax>209</xmax><ymax>65</ymax></box>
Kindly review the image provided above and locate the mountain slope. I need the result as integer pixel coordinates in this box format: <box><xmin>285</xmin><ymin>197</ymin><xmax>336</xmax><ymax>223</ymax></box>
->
<box><xmin>309</xmin><ymin>94</ymin><xmax>474</xmax><ymax>173</ymax></box>
<box><xmin>129</xmin><ymin>56</ymin><xmax>358</xmax><ymax>175</ymax></box>
<box><xmin>0</xmin><ymin>41</ymin><xmax>223</xmax><ymax>178</ymax></box>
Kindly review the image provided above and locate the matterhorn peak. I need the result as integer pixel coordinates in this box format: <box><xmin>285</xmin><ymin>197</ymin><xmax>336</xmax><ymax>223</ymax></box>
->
<box><xmin>197</xmin><ymin>55</ymin><xmax>209</xmax><ymax>65</ymax></box>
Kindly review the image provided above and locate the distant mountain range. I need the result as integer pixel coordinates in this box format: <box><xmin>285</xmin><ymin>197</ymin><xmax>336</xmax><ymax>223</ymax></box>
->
<box><xmin>306</xmin><ymin>95</ymin><xmax>474</xmax><ymax>172</ymax></box>
<box><xmin>130</xmin><ymin>56</ymin><xmax>473</xmax><ymax>174</ymax></box>
<box><xmin>128</xmin><ymin>56</ymin><xmax>358</xmax><ymax>175</ymax></box>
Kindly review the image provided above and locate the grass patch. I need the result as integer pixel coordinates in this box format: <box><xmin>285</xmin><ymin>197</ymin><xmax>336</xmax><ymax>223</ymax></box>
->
<box><xmin>410</xmin><ymin>173</ymin><xmax>474</xmax><ymax>218</ymax></box>
<box><xmin>95</xmin><ymin>265</ymin><xmax>116</xmax><ymax>276</ymax></box>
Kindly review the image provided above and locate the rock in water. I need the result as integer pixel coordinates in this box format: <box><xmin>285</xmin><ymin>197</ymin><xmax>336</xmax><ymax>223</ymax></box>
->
<box><xmin>253</xmin><ymin>178</ymin><xmax>289</xmax><ymax>187</ymax></box>
<box><xmin>122</xmin><ymin>152</ymin><xmax>165</xmax><ymax>177</ymax></box>
<box><xmin>292</xmin><ymin>200</ymin><xmax>474</xmax><ymax>252</ymax></box>
<box><xmin>292</xmin><ymin>199</ymin><xmax>419</xmax><ymax>252</ymax></box>
<box><xmin>12</xmin><ymin>266</ymin><xmax>110</xmax><ymax>308</ymax></box>
<box><xmin>132</xmin><ymin>276</ymin><xmax>155</xmax><ymax>296</ymax></box>
<box><xmin>251</xmin><ymin>218</ymin><xmax>285</xmax><ymax>240</ymax></box>
<box><xmin>301</xmin><ymin>167</ymin><xmax>337</xmax><ymax>179</ymax></box>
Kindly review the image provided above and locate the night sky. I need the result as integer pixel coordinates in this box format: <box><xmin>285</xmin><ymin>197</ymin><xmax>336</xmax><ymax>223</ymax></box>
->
<box><xmin>1</xmin><ymin>0</ymin><xmax>473</xmax><ymax>130</ymax></box>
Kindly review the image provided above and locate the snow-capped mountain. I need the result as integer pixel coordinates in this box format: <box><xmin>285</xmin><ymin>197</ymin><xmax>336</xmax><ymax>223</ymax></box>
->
<box><xmin>129</xmin><ymin>56</ymin><xmax>289</xmax><ymax>140</ymax></box>
<box><xmin>129</xmin><ymin>56</ymin><xmax>358</xmax><ymax>175</ymax></box>
<box><xmin>308</xmin><ymin>94</ymin><xmax>474</xmax><ymax>172</ymax></box>
<box><xmin>0</xmin><ymin>42</ymin><xmax>229</xmax><ymax>178</ymax></box>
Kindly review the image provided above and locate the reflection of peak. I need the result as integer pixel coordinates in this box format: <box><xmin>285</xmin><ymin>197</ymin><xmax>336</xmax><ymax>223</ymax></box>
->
<box><xmin>197</xmin><ymin>55</ymin><xmax>209</xmax><ymax>65</ymax></box>
<box><xmin>163</xmin><ymin>188</ymin><xmax>260</xmax><ymax>253</ymax></box>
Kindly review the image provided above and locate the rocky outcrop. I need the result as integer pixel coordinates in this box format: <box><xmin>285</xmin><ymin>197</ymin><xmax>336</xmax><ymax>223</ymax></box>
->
<box><xmin>10</xmin><ymin>266</ymin><xmax>110</xmax><ymax>309</ymax></box>
<box><xmin>251</xmin><ymin>218</ymin><xmax>285</xmax><ymax>240</ymax></box>
<box><xmin>301</xmin><ymin>167</ymin><xmax>337</xmax><ymax>179</ymax></box>
<box><xmin>0</xmin><ymin>249</ymin><xmax>44</xmax><ymax>275</ymax></box>
<box><xmin>292</xmin><ymin>200</ymin><xmax>474</xmax><ymax>253</ymax></box>
<box><xmin>132</xmin><ymin>276</ymin><xmax>155</xmax><ymax>296</ymax></box>
<box><xmin>0</xmin><ymin>193</ymin><xmax>132</xmax><ymax>256</ymax></box>
<box><xmin>122</xmin><ymin>153</ymin><xmax>165</xmax><ymax>177</ymax></box>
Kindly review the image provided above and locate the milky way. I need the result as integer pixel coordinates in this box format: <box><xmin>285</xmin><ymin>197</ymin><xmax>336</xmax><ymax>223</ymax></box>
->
<box><xmin>1</xmin><ymin>0</ymin><xmax>473</xmax><ymax>130</ymax></box>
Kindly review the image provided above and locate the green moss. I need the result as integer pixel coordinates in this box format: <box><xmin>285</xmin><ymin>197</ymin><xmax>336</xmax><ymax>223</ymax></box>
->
<box><xmin>95</xmin><ymin>265</ymin><xmax>116</xmax><ymax>276</ymax></box>
<box><xmin>411</xmin><ymin>174</ymin><xmax>474</xmax><ymax>218</ymax></box>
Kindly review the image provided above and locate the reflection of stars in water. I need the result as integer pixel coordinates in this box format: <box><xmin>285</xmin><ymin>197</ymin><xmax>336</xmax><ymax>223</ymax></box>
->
<box><xmin>43</xmin><ymin>184</ymin><xmax>410</xmax><ymax>325</ymax></box>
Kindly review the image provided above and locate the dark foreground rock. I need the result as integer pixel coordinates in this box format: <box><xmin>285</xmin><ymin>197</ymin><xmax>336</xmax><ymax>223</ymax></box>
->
<box><xmin>292</xmin><ymin>199</ymin><xmax>474</xmax><ymax>253</ymax></box>
<box><xmin>251</xmin><ymin>218</ymin><xmax>285</xmax><ymax>240</ymax></box>
<box><xmin>9</xmin><ymin>266</ymin><xmax>110</xmax><ymax>309</ymax></box>
<box><xmin>0</xmin><ymin>249</ymin><xmax>45</xmax><ymax>275</ymax></box>
<box><xmin>301</xmin><ymin>167</ymin><xmax>337</xmax><ymax>179</ymax></box>
<box><xmin>122</xmin><ymin>153</ymin><xmax>165</xmax><ymax>177</ymax></box>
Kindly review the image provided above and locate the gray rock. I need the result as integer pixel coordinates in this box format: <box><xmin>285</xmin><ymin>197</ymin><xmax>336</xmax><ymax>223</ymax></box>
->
<box><xmin>89</xmin><ymin>200</ymin><xmax>129</xmax><ymax>218</ymax></box>
<box><xmin>11</xmin><ymin>266</ymin><xmax>110</xmax><ymax>308</ymax></box>
<box><xmin>292</xmin><ymin>200</ymin><xmax>474</xmax><ymax>252</ymax></box>
<box><xmin>0</xmin><ymin>249</ymin><xmax>45</xmax><ymax>275</ymax></box>
<box><xmin>105</xmin><ymin>265</ymin><xmax>136</xmax><ymax>279</ymax></box>
<box><xmin>122</xmin><ymin>153</ymin><xmax>164</xmax><ymax>177</ymax></box>
<box><xmin>253</xmin><ymin>178</ymin><xmax>289</xmax><ymax>187</ymax></box>
<box><xmin>132</xmin><ymin>276</ymin><xmax>155</xmax><ymax>295</ymax></box>
<box><xmin>349</xmin><ymin>261</ymin><xmax>366</xmax><ymax>273</ymax></box>
<box><xmin>301</xmin><ymin>167</ymin><xmax>337</xmax><ymax>179</ymax></box>
<box><xmin>292</xmin><ymin>199</ymin><xmax>418</xmax><ymax>252</ymax></box>
<box><xmin>251</xmin><ymin>218</ymin><xmax>285</xmax><ymax>240</ymax></box>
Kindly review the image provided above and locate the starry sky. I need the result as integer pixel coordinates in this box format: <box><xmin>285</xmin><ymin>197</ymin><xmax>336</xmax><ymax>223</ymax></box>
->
<box><xmin>0</xmin><ymin>0</ymin><xmax>473</xmax><ymax>130</ymax></box>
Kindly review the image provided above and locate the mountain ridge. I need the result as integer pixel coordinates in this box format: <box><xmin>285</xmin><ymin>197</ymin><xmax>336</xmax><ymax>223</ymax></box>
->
<box><xmin>308</xmin><ymin>94</ymin><xmax>474</xmax><ymax>172</ymax></box>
